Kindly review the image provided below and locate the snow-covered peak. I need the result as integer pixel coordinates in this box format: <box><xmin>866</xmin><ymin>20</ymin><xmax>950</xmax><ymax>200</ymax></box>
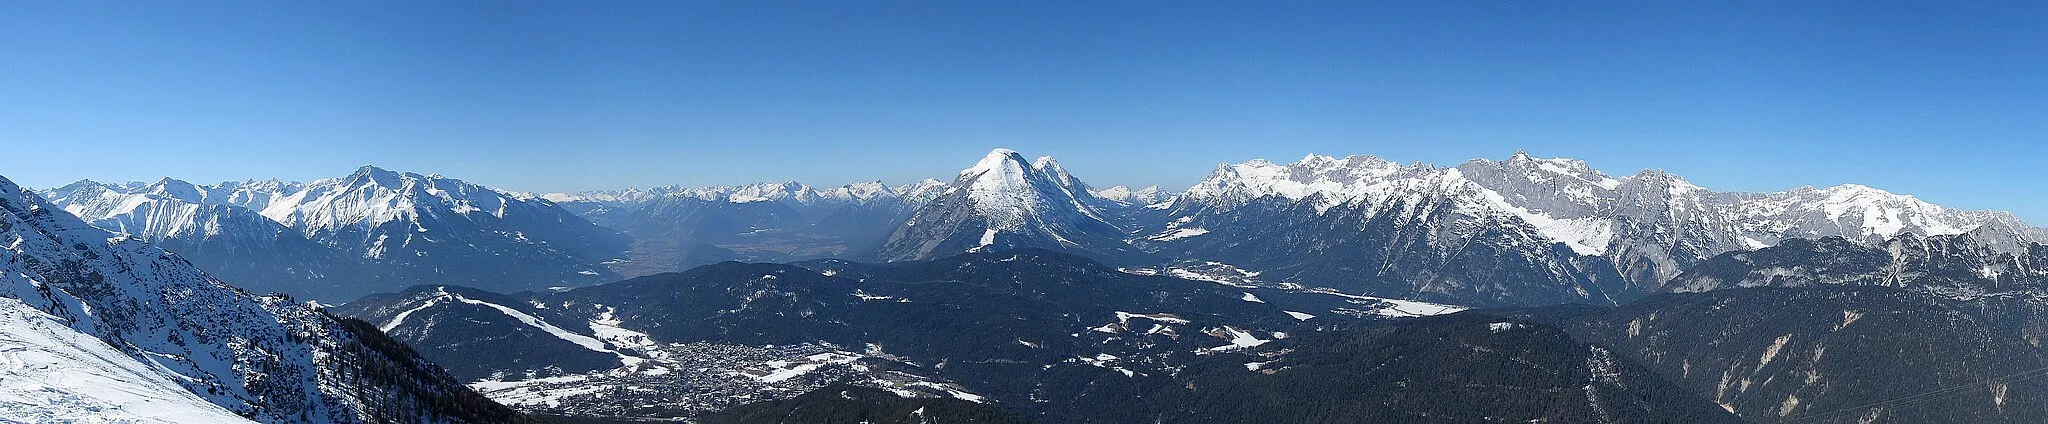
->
<box><xmin>956</xmin><ymin>149</ymin><xmax>1048</xmax><ymax>230</ymax></box>
<box><xmin>723</xmin><ymin>181</ymin><xmax>813</xmax><ymax>204</ymax></box>
<box><xmin>879</xmin><ymin>149</ymin><xmax>1135</xmax><ymax>261</ymax></box>
<box><xmin>1094</xmin><ymin>185</ymin><xmax>1173</xmax><ymax>206</ymax></box>
<box><xmin>1180</xmin><ymin>153</ymin><xmax>1412</xmax><ymax>210</ymax></box>
<box><xmin>261</xmin><ymin>166</ymin><xmax>543</xmax><ymax>234</ymax></box>
<box><xmin>342</xmin><ymin>165</ymin><xmax>408</xmax><ymax>190</ymax></box>
<box><xmin>894</xmin><ymin>178</ymin><xmax>949</xmax><ymax>205</ymax></box>
<box><xmin>1461</xmin><ymin>151</ymin><xmax>1621</xmax><ymax>191</ymax></box>
<box><xmin>143</xmin><ymin>177</ymin><xmax>206</xmax><ymax>203</ymax></box>
<box><xmin>963</xmin><ymin>148</ymin><xmax>1032</xmax><ymax>179</ymax></box>
<box><xmin>818</xmin><ymin>181</ymin><xmax>895</xmax><ymax>202</ymax></box>
<box><xmin>1742</xmin><ymin>183</ymin><xmax>1985</xmax><ymax>240</ymax></box>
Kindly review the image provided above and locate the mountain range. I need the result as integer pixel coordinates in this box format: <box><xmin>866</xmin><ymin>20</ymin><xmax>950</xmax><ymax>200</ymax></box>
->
<box><xmin>47</xmin><ymin>149</ymin><xmax>2038</xmax><ymax>307</ymax></box>
<box><xmin>540</xmin><ymin>148</ymin><xmax>2046</xmax><ymax>308</ymax></box>
<box><xmin>41</xmin><ymin>166</ymin><xmax>627</xmax><ymax>301</ymax></box>
<box><xmin>15</xmin><ymin>148</ymin><xmax>2047</xmax><ymax>423</ymax></box>
<box><xmin>0</xmin><ymin>174</ymin><xmax>532</xmax><ymax>423</ymax></box>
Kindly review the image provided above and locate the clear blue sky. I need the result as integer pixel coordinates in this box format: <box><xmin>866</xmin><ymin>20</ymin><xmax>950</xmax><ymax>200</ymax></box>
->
<box><xmin>3</xmin><ymin>1</ymin><xmax>2044</xmax><ymax>221</ymax></box>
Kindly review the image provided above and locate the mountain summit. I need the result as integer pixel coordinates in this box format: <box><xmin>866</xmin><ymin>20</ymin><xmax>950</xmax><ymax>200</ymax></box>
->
<box><xmin>875</xmin><ymin>149</ymin><xmax>1142</xmax><ymax>262</ymax></box>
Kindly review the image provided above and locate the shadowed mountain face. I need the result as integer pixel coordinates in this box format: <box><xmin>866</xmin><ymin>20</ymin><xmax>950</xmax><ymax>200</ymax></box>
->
<box><xmin>1507</xmin><ymin>287</ymin><xmax>2048</xmax><ymax>423</ymax></box>
<box><xmin>1145</xmin><ymin>313</ymin><xmax>1744</xmax><ymax>424</ymax></box>
<box><xmin>1666</xmin><ymin>233</ymin><xmax>2048</xmax><ymax>355</ymax></box>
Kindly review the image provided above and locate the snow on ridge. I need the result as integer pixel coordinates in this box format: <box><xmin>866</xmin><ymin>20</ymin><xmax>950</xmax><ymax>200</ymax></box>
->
<box><xmin>382</xmin><ymin>288</ymin><xmax>642</xmax><ymax>368</ymax></box>
<box><xmin>1093</xmin><ymin>185</ymin><xmax>1172</xmax><ymax>205</ymax></box>
<box><xmin>1172</xmin><ymin>150</ymin><xmax>2042</xmax><ymax>258</ymax></box>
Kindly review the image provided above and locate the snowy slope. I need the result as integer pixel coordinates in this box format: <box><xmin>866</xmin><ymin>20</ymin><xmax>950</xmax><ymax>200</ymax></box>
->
<box><xmin>0</xmin><ymin>288</ymin><xmax>255</xmax><ymax>423</ymax></box>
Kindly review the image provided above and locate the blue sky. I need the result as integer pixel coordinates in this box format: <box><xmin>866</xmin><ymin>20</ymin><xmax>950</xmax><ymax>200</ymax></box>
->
<box><xmin>4</xmin><ymin>1</ymin><xmax>2045</xmax><ymax>221</ymax></box>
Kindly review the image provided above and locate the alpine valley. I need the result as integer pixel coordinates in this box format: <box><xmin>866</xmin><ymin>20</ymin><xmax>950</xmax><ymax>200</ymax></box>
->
<box><xmin>9</xmin><ymin>148</ymin><xmax>2047</xmax><ymax>423</ymax></box>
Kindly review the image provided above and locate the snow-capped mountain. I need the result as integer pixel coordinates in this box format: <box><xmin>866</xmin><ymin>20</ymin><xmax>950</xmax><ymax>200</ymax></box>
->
<box><xmin>875</xmin><ymin>149</ymin><xmax>1144</xmax><ymax>262</ymax></box>
<box><xmin>40</xmin><ymin>166</ymin><xmax>628</xmax><ymax>301</ymax></box>
<box><xmin>1148</xmin><ymin>151</ymin><xmax>2046</xmax><ymax>304</ymax></box>
<box><xmin>1092</xmin><ymin>185</ymin><xmax>1173</xmax><ymax>207</ymax></box>
<box><xmin>40</xmin><ymin>178</ymin><xmax>371</xmax><ymax>300</ymax></box>
<box><xmin>547</xmin><ymin>179</ymin><xmax>948</xmax><ymax>276</ymax></box>
<box><xmin>0</xmin><ymin>174</ymin><xmax>534</xmax><ymax>423</ymax></box>
<box><xmin>1147</xmin><ymin>152</ymin><xmax>1635</xmax><ymax>306</ymax></box>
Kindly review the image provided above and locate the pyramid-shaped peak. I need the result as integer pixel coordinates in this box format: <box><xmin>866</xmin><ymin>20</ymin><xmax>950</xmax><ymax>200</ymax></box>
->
<box><xmin>962</xmin><ymin>148</ymin><xmax>1034</xmax><ymax>178</ymax></box>
<box><xmin>352</xmin><ymin>164</ymin><xmax>393</xmax><ymax>176</ymax></box>
<box><xmin>983</xmin><ymin>148</ymin><xmax>1023</xmax><ymax>161</ymax></box>
<box><xmin>1297</xmin><ymin>153</ymin><xmax>1340</xmax><ymax>164</ymax></box>
<box><xmin>142</xmin><ymin>177</ymin><xmax>205</xmax><ymax>203</ymax></box>
<box><xmin>1032</xmin><ymin>155</ymin><xmax>1056</xmax><ymax>166</ymax></box>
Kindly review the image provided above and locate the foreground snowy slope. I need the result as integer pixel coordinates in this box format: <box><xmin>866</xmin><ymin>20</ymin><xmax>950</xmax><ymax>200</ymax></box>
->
<box><xmin>0</xmin><ymin>174</ymin><xmax>534</xmax><ymax>423</ymax></box>
<box><xmin>0</xmin><ymin>295</ymin><xmax>255</xmax><ymax>424</ymax></box>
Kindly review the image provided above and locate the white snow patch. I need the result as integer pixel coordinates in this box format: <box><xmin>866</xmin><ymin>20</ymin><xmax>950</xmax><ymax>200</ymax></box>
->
<box><xmin>1200</xmin><ymin>326</ymin><xmax>1271</xmax><ymax>353</ymax></box>
<box><xmin>1114</xmin><ymin>311</ymin><xmax>1190</xmax><ymax>326</ymax></box>
<box><xmin>1147</xmin><ymin>227</ymin><xmax>1210</xmax><ymax>242</ymax></box>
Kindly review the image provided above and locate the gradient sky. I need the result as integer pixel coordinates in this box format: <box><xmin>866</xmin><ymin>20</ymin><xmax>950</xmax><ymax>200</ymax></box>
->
<box><xmin>4</xmin><ymin>1</ymin><xmax>2045</xmax><ymax>221</ymax></box>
